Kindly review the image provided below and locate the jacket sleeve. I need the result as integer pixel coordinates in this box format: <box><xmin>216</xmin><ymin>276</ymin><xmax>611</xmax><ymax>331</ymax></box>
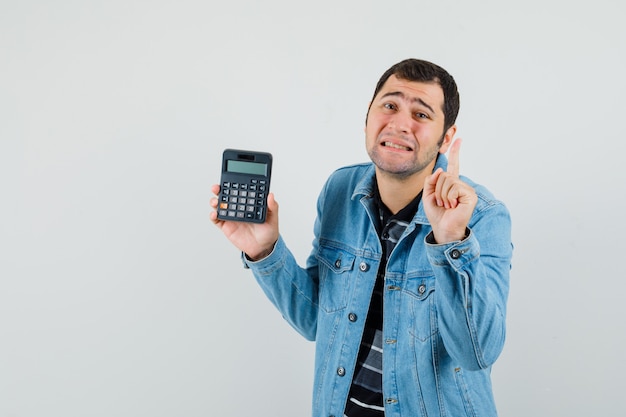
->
<box><xmin>244</xmin><ymin>236</ymin><xmax>319</xmax><ymax>341</ymax></box>
<box><xmin>243</xmin><ymin>180</ymin><xmax>332</xmax><ymax>342</ymax></box>
<box><xmin>425</xmin><ymin>198</ymin><xmax>513</xmax><ymax>371</ymax></box>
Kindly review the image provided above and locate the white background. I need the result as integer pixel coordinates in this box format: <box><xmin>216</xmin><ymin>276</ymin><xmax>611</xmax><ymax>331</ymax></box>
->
<box><xmin>1</xmin><ymin>0</ymin><xmax>625</xmax><ymax>416</ymax></box>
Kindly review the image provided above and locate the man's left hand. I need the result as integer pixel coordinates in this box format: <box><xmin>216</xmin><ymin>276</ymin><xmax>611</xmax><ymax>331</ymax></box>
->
<box><xmin>423</xmin><ymin>139</ymin><xmax>478</xmax><ymax>243</ymax></box>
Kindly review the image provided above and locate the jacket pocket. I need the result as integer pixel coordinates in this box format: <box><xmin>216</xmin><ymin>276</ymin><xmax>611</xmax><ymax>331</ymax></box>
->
<box><xmin>316</xmin><ymin>245</ymin><xmax>356</xmax><ymax>313</ymax></box>
<box><xmin>404</xmin><ymin>275</ymin><xmax>437</xmax><ymax>342</ymax></box>
<box><xmin>454</xmin><ymin>367</ymin><xmax>477</xmax><ymax>417</ymax></box>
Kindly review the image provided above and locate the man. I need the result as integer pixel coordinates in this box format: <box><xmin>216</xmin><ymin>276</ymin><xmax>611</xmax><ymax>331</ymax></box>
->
<box><xmin>210</xmin><ymin>58</ymin><xmax>513</xmax><ymax>417</ymax></box>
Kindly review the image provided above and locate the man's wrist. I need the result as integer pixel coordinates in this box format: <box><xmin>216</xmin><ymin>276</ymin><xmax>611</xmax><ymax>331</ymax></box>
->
<box><xmin>427</xmin><ymin>228</ymin><xmax>470</xmax><ymax>244</ymax></box>
<box><xmin>246</xmin><ymin>242</ymin><xmax>277</xmax><ymax>262</ymax></box>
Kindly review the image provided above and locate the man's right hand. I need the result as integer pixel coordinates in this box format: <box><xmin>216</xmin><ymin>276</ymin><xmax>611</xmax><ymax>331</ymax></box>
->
<box><xmin>209</xmin><ymin>184</ymin><xmax>280</xmax><ymax>261</ymax></box>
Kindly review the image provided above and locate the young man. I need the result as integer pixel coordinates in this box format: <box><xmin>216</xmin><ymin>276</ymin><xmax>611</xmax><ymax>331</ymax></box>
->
<box><xmin>210</xmin><ymin>59</ymin><xmax>513</xmax><ymax>417</ymax></box>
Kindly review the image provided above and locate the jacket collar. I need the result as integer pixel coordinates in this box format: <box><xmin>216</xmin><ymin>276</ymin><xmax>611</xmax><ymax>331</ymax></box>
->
<box><xmin>352</xmin><ymin>154</ymin><xmax>449</xmax><ymax>225</ymax></box>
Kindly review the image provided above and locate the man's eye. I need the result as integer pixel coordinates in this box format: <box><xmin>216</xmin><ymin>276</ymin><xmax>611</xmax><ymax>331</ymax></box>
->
<box><xmin>415</xmin><ymin>112</ymin><xmax>429</xmax><ymax>119</ymax></box>
<box><xmin>383</xmin><ymin>103</ymin><xmax>396</xmax><ymax>110</ymax></box>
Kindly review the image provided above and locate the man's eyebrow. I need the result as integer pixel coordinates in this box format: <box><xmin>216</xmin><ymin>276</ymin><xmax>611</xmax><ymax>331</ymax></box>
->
<box><xmin>380</xmin><ymin>91</ymin><xmax>436</xmax><ymax>115</ymax></box>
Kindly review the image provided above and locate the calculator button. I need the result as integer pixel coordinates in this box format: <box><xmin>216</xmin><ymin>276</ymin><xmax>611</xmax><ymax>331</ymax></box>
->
<box><xmin>219</xmin><ymin>176</ymin><xmax>268</xmax><ymax>222</ymax></box>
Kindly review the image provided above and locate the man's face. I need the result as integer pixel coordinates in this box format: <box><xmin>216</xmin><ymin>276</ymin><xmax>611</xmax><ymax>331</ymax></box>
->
<box><xmin>365</xmin><ymin>74</ymin><xmax>455</xmax><ymax>179</ymax></box>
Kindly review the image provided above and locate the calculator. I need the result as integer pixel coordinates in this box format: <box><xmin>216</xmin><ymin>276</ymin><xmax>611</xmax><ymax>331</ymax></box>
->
<box><xmin>217</xmin><ymin>149</ymin><xmax>273</xmax><ymax>223</ymax></box>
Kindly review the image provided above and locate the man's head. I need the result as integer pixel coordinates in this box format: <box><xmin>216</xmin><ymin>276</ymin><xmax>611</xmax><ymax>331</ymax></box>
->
<box><xmin>364</xmin><ymin>59</ymin><xmax>460</xmax><ymax>181</ymax></box>
<box><xmin>367</xmin><ymin>59</ymin><xmax>460</xmax><ymax>133</ymax></box>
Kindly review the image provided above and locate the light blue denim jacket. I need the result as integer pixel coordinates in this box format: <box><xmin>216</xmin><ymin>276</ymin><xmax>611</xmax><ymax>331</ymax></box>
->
<box><xmin>244</xmin><ymin>155</ymin><xmax>513</xmax><ymax>417</ymax></box>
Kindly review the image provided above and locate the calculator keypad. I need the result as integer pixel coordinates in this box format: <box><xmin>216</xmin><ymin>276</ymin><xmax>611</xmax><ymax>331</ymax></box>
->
<box><xmin>218</xmin><ymin>179</ymin><xmax>268</xmax><ymax>222</ymax></box>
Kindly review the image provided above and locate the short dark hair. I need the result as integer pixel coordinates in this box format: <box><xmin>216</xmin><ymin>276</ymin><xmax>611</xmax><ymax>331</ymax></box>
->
<box><xmin>368</xmin><ymin>58</ymin><xmax>460</xmax><ymax>132</ymax></box>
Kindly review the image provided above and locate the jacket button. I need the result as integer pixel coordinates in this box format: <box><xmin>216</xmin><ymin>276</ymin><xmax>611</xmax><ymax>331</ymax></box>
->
<box><xmin>337</xmin><ymin>367</ymin><xmax>346</xmax><ymax>376</ymax></box>
<box><xmin>334</xmin><ymin>259</ymin><xmax>342</xmax><ymax>268</ymax></box>
<box><xmin>418</xmin><ymin>284</ymin><xmax>426</xmax><ymax>295</ymax></box>
<box><xmin>359</xmin><ymin>262</ymin><xmax>369</xmax><ymax>272</ymax></box>
<box><xmin>450</xmin><ymin>249</ymin><xmax>461</xmax><ymax>259</ymax></box>
<box><xmin>348</xmin><ymin>312</ymin><xmax>357</xmax><ymax>322</ymax></box>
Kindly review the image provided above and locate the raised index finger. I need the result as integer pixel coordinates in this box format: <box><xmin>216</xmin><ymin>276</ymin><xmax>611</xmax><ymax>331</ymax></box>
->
<box><xmin>447</xmin><ymin>138</ymin><xmax>462</xmax><ymax>177</ymax></box>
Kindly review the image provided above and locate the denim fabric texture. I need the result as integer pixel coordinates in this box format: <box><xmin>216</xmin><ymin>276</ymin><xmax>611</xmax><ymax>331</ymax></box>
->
<box><xmin>244</xmin><ymin>154</ymin><xmax>513</xmax><ymax>417</ymax></box>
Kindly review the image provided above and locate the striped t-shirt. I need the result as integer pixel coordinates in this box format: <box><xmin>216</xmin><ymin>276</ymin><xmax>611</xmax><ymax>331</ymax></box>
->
<box><xmin>344</xmin><ymin>187</ymin><xmax>422</xmax><ymax>416</ymax></box>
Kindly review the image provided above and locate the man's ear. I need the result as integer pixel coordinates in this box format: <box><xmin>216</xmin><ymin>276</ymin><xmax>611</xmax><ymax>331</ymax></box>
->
<box><xmin>438</xmin><ymin>125</ymin><xmax>457</xmax><ymax>154</ymax></box>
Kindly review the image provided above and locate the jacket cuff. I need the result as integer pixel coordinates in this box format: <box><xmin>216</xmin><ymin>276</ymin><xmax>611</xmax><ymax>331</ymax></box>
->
<box><xmin>425</xmin><ymin>228</ymin><xmax>478</xmax><ymax>269</ymax></box>
<box><xmin>240</xmin><ymin>237</ymin><xmax>281</xmax><ymax>269</ymax></box>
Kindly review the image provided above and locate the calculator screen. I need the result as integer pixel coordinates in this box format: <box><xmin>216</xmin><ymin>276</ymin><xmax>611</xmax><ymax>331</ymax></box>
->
<box><xmin>226</xmin><ymin>160</ymin><xmax>267</xmax><ymax>176</ymax></box>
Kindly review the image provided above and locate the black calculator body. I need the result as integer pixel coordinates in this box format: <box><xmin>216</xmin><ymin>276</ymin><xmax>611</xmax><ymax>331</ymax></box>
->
<box><xmin>217</xmin><ymin>149</ymin><xmax>273</xmax><ymax>223</ymax></box>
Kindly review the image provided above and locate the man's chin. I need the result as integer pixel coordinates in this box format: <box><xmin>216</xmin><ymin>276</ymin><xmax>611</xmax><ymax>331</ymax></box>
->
<box><xmin>374</xmin><ymin>163</ymin><xmax>417</xmax><ymax>180</ymax></box>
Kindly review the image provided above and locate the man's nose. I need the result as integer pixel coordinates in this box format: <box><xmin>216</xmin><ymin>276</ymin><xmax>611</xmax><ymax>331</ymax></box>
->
<box><xmin>389</xmin><ymin>110</ymin><xmax>413</xmax><ymax>133</ymax></box>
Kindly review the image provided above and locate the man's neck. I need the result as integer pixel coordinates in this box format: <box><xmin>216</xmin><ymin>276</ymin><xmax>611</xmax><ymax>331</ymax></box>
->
<box><xmin>375</xmin><ymin>169</ymin><xmax>429</xmax><ymax>215</ymax></box>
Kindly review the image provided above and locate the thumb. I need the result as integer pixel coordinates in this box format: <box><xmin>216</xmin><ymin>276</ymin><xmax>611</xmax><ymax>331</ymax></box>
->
<box><xmin>265</xmin><ymin>192</ymin><xmax>279</xmax><ymax>223</ymax></box>
<box><xmin>267</xmin><ymin>192</ymin><xmax>278</xmax><ymax>212</ymax></box>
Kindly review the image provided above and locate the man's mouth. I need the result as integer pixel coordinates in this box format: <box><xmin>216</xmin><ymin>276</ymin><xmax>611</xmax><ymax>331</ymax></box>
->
<box><xmin>383</xmin><ymin>141</ymin><xmax>412</xmax><ymax>151</ymax></box>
